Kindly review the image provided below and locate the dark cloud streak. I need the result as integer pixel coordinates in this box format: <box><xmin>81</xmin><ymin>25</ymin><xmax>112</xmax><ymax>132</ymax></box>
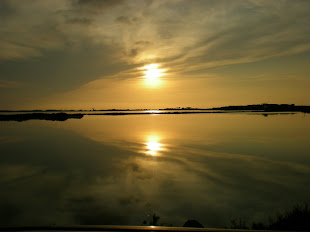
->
<box><xmin>72</xmin><ymin>0</ymin><xmax>125</xmax><ymax>14</ymax></box>
<box><xmin>0</xmin><ymin>0</ymin><xmax>15</xmax><ymax>20</ymax></box>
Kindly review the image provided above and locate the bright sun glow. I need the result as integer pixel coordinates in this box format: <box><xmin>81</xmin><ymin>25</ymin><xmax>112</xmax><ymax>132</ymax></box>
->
<box><xmin>141</xmin><ymin>63</ymin><xmax>166</xmax><ymax>87</ymax></box>
<box><xmin>143</xmin><ymin>64</ymin><xmax>164</xmax><ymax>80</ymax></box>
<box><xmin>145</xmin><ymin>135</ymin><xmax>163</xmax><ymax>156</ymax></box>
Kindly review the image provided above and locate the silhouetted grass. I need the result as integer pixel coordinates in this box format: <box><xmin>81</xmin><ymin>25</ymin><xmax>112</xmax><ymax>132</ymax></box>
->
<box><xmin>230</xmin><ymin>204</ymin><xmax>310</xmax><ymax>231</ymax></box>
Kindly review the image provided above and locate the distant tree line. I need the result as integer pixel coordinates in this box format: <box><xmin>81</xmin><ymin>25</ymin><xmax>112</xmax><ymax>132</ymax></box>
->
<box><xmin>212</xmin><ymin>104</ymin><xmax>310</xmax><ymax>113</ymax></box>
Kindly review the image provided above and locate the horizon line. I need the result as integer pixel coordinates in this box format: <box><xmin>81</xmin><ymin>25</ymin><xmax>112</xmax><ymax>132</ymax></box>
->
<box><xmin>0</xmin><ymin>103</ymin><xmax>309</xmax><ymax>112</ymax></box>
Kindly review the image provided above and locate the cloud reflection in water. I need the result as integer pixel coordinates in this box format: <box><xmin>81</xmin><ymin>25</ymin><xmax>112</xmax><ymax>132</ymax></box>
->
<box><xmin>1</xmin><ymin>114</ymin><xmax>310</xmax><ymax>228</ymax></box>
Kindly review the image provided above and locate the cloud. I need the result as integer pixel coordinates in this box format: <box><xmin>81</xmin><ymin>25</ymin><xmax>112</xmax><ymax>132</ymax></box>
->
<box><xmin>66</xmin><ymin>196</ymin><xmax>129</xmax><ymax>225</ymax></box>
<box><xmin>65</xmin><ymin>17</ymin><xmax>93</xmax><ymax>25</ymax></box>
<box><xmin>1</xmin><ymin>0</ymin><xmax>310</xmax><ymax>109</ymax></box>
<box><xmin>135</xmin><ymin>41</ymin><xmax>152</xmax><ymax>46</ymax></box>
<box><xmin>0</xmin><ymin>1</ymin><xmax>67</xmax><ymax>60</ymax></box>
<box><xmin>151</xmin><ymin>0</ymin><xmax>310</xmax><ymax>72</ymax></box>
<box><xmin>0</xmin><ymin>0</ymin><xmax>15</xmax><ymax>20</ymax></box>
<box><xmin>0</xmin><ymin>79</ymin><xmax>23</xmax><ymax>88</ymax></box>
<box><xmin>2</xmin><ymin>0</ymin><xmax>310</xmax><ymax>67</ymax></box>
<box><xmin>115</xmin><ymin>16</ymin><xmax>139</xmax><ymax>25</ymax></box>
<box><xmin>74</xmin><ymin>0</ymin><xmax>125</xmax><ymax>12</ymax></box>
<box><xmin>0</xmin><ymin>41</ymin><xmax>41</xmax><ymax>61</ymax></box>
<box><xmin>62</xmin><ymin>0</ymin><xmax>125</xmax><ymax>26</ymax></box>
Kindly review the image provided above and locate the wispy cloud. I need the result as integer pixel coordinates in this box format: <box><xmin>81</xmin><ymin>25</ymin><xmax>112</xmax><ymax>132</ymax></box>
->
<box><xmin>1</xmin><ymin>0</ymin><xmax>310</xmax><ymax>68</ymax></box>
<box><xmin>0</xmin><ymin>79</ymin><xmax>23</xmax><ymax>88</ymax></box>
<box><xmin>1</xmin><ymin>0</ymin><xmax>310</xmax><ymax>108</ymax></box>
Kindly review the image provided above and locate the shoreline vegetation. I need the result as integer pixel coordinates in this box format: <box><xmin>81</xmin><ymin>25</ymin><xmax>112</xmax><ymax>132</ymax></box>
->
<box><xmin>0</xmin><ymin>113</ymin><xmax>84</xmax><ymax>122</ymax></box>
<box><xmin>0</xmin><ymin>104</ymin><xmax>309</xmax><ymax>121</ymax></box>
<box><xmin>2</xmin><ymin>204</ymin><xmax>308</xmax><ymax>231</ymax></box>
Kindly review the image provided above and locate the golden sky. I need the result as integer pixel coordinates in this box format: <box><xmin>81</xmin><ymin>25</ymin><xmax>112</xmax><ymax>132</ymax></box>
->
<box><xmin>1</xmin><ymin>0</ymin><xmax>310</xmax><ymax>110</ymax></box>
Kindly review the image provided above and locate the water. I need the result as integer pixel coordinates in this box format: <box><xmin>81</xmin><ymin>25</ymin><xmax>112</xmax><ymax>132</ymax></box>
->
<box><xmin>0</xmin><ymin>109</ymin><xmax>223</xmax><ymax>115</ymax></box>
<box><xmin>0</xmin><ymin>113</ymin><xmax>310</xmax><ymax>228</ymax></box>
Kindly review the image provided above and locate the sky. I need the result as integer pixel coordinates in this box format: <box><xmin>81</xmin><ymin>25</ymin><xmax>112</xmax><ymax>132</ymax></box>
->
<box><xmin>0</xmin><ymin>0</ymin><xmax>310</xmax><ymax>110</ymax></box>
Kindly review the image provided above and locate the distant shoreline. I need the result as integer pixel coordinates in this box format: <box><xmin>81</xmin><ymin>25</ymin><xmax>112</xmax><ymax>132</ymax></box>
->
<box><xmin>0</xmin><ymin>113</ymin><xmax>84</xmax><ymax>122</ymax></box>
<box><xmin>84</xmin><ymin>111</ymin><xmax>298</xmax><ymax>116</ymax></box>
<box><xmin>0</xmin><ymin>110</ymin><xmax>306</xmax><ymax>122</ymax></box>
<box><xmin>1</xmin><ymin>104</ymin><xmax>309</xmax><ymax>121</ymax></box>
<box><xmin>1</xmin><ymin>103</ymin><xmax>309</xmax><ymax>113</ymax></box>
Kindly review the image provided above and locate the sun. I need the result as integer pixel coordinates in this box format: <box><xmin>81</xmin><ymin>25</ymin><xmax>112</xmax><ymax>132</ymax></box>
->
<box><xmin>143</xmin><ymin>64</ymin><xmax>164</xmax><ymax>80</ymax></box>
<box><xmin>140</xmin><ymin>63</ymin><xmax>166</xmax><ymax>87</ymax></box>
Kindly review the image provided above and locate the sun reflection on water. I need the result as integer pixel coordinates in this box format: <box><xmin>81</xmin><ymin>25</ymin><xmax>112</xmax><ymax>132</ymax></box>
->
<box><xmin>146</xmin><ymin>110</ymin><xmax>161</xmax><ymax>114</ymax></box>
<box><xmin>145</xmin><ymin>135</ymin><xmax>163</xmax><ymax>156</ymax></box>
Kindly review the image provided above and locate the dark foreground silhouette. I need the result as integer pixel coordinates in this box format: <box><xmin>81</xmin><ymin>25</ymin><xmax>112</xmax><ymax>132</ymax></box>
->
<box><xmin>0</xmin><ymin>113</ymin><xmax>83</xmax><ymax>122</ymax></box>
<box><xmin>140</xmin><ymin>205</ymin><xmax>310</xmax><ymax>230</ymax></box>
<box><xmin>183</xmin><ymin>220</ymin><xmax>204</xmax><ymax>228</ymax></box>
<box><xmin>1</xmin><ymin>205</ymin><xmax>309</xmax><ymax>231</ymax></box>
<box><xmin>229</xmin><ymin>204</ymin><xmax>310</xmax><ymax>231</ymax></box>
<box><xmin>211</xmin><ymin>103</ymin><xmax>310</xmax><ymax>113</ymax></box>
<box><xmin>1</xmin><ymin>111</ymin><xmax>300</xmax><ymax>121</ymax></box>
<box><xmin>1</xmin><ymin>103</ymin><xmax>309</xmax><ymax>120</ymax></box>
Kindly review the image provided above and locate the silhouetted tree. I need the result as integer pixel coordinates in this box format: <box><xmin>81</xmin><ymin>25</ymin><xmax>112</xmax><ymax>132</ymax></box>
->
<box><xmin>142</xmin><ymin>213</ymin><xmax>161</xmax><ymax>226</ymax></box>
<box><xmin>151</xmin><ymin>214</ymin><xmax>160</xmax><ymax>226</ymax></box>
<box><xmin>183</xmin><ymin>220</ymin><xmax>204</xmax><ymax>228</ymax></box>
<box><xmin>230</xmin><ymin>218</ymin><xmax>248</xmax><ymax>229</ymax></box>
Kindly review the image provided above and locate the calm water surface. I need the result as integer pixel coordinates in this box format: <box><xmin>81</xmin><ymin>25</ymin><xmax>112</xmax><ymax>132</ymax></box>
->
<box><xmin>1</xmin><ymin>113</ymin><xmax>310</xmax><ymax>227</ymax></box>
